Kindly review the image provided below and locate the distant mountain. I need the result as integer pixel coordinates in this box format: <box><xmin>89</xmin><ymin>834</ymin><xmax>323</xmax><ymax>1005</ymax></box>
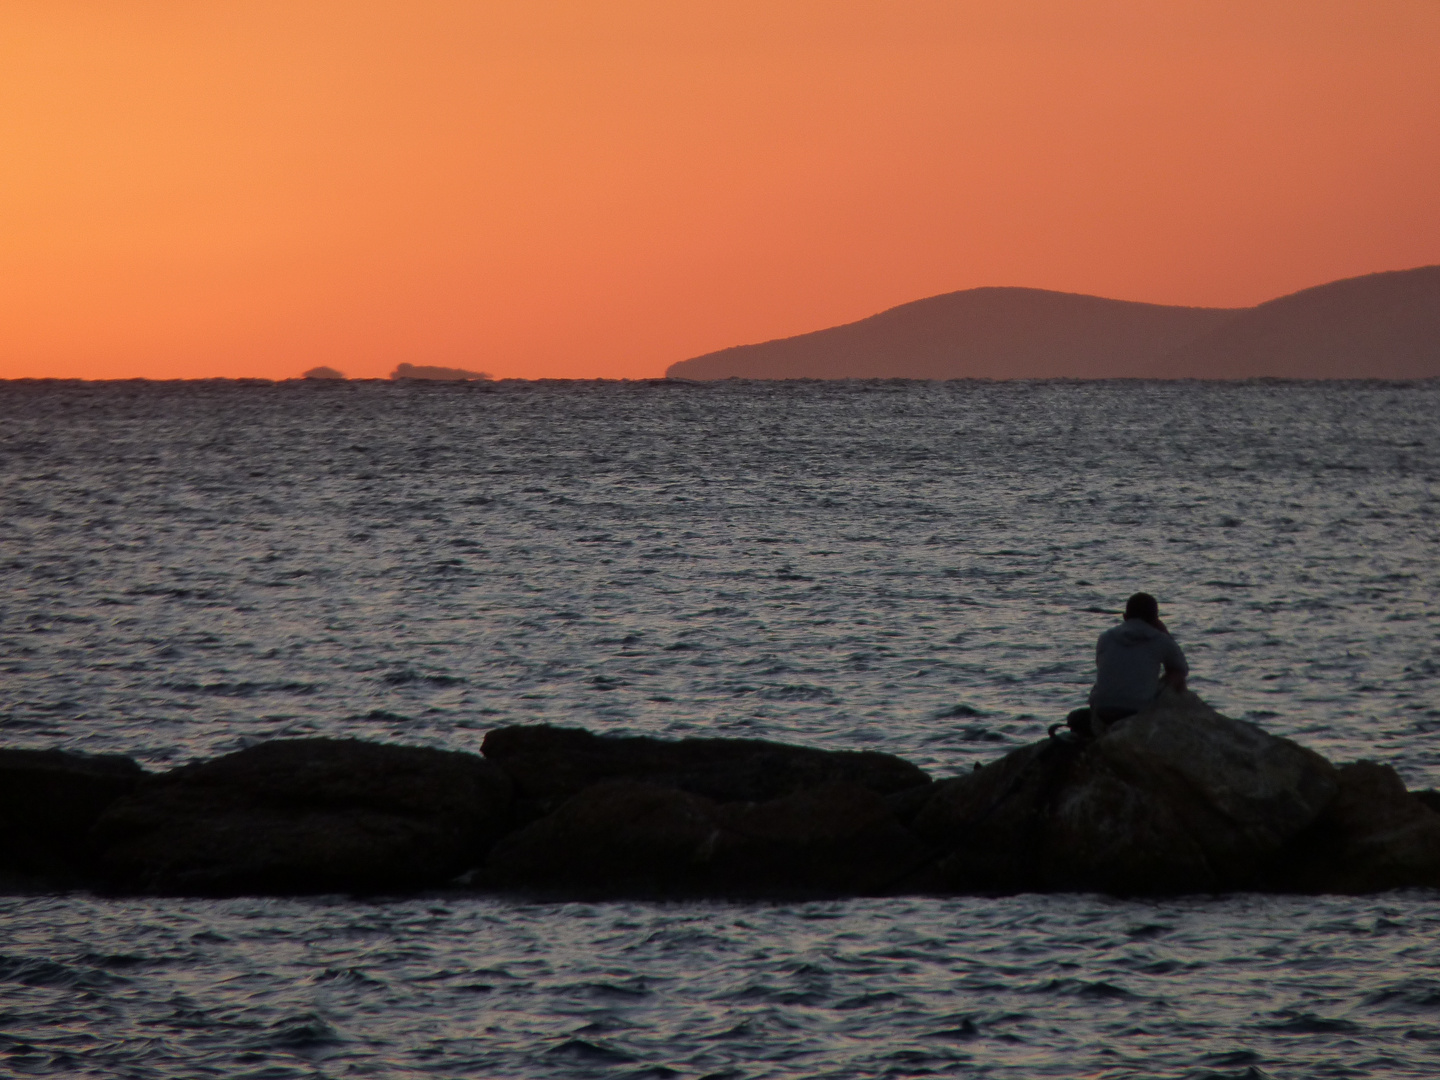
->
<box><xmin>1161</xmin><ymin>266</ymin><xmax>1440</xmax><ymax>379</ymax></box>
<box><xmin>665</xmin><ymin>267</ymin><xmax>1440</xmax><ymax>380</ymax></box>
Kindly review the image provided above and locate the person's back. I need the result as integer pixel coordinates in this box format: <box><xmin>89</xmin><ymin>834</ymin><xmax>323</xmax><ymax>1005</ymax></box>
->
<box><xmin>1087</xmin><ymin>592</ymin><xmax>1188</xmax><ymax>728</ymax></box>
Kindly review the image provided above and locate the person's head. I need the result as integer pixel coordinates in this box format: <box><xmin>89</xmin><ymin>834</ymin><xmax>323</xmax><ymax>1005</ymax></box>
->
<box><xmin>1124</xmin><ymin>592</ymin><xmax>1160</xmax><ymax>625</ymax></box>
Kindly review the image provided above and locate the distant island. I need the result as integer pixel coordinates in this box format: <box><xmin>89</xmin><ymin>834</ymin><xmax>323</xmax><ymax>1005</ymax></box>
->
<box><xmin>298</xmin><ymin>363</ymin><xmax>493</xmax><ymax>381</ymax></box>
<box><xmin>391</xmin><ymin>363</ymin><xmax>492</xmax><ymax>381</ymax></box>
<box><xmin>667</xmin><ymin>266</ymin><xmax>1440</xmax><ymax>380</ymax></box>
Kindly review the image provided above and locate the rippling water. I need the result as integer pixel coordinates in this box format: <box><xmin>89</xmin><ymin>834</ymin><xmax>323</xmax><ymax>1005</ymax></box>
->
<box><xmin>2</xmin><ymin>378</ymin><xmax>1438</xmax><ymax>1077</ymax></box>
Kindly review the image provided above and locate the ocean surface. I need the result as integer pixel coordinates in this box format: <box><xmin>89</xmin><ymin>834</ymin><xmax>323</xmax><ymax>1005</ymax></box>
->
<box><xmin>1</xmin><ymin>377</ymin><xmax>1437</xmax><ymax>1078</ymax></box>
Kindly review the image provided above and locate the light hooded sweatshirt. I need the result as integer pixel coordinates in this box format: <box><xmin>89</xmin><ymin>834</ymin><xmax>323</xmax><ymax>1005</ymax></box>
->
<box><xmin>1088</xmin><ymin>618</ymin><xmax>1189</xmax><ymax>714</ymax></box>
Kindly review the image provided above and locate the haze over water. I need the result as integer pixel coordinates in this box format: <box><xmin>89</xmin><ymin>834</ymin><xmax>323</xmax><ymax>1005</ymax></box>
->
<box><xmin>2</xmin><ymin>378</ymin><xmax>1438</xmax><ymax>1078</ymax></box>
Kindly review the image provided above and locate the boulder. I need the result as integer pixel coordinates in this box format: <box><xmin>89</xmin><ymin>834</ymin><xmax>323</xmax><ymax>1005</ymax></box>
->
<box><xmin>481</xmin><ymin>781</ymin><xmax>718</xmax><ymax>895</ymax></box>
<box><xmin>910</xmin><ymin>740</ymin><xmax>1078</xmax><ymax>893</ymax></box>
<box><xmin>714</xmin><ymin>782</ymin><xmax>930</xmax><ymax>895</ymax></box>
<box><xmin>481</xmin><ymin>724</ymin><xmax>930</xmax><ymax>820</ymax></box>
<box><xmin>0</xmin><ymin>748</ymin><xmax>146</xmax><ymax>884</ymax></box>
<box><xmin>909</xmin><ymin>692</ymin><xmax>1339</xmax><ymax>895</ymax></box>
<box><xmin>884</xmin><ymin>778</ymin><xmax>941</xmax><ymax>826</ymax></box>
<box><xmin>482</xmin><ymin>778</ymin><xmax>928</xmax><ymax>898</ymax></box>
<box><xmin>1269</xmin><ymin>761</ymin><xmax>1440</xmax><ymax>893</ymax></box>
<box><xmin>93</xmin><ymin>738</ymin><xmax>511</xmax><ymax>896</ymax></box>
<box><xmin>1043</xmin><ymin>694</ymin><xmax>1338</xmax><ymax>892</ymax></box>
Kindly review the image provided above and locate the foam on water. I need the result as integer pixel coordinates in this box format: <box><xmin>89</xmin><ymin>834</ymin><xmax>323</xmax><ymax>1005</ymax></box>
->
<box><xmin>1</xmin><ymin>378</ymin><xmax>1438</xmax><ymax>1077</ymax></box>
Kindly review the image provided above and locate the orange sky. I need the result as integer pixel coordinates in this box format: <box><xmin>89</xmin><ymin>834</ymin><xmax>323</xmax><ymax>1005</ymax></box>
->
<box><xmin>3</xmin><ymin>1</ymin><xmax>1439</xmax><ymax>380</ymax></box>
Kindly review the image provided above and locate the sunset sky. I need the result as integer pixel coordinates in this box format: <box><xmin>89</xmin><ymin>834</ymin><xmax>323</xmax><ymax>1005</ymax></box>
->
<box><xmin>3</xmin><ymin>1</ymin><xmax>1439</xmax><ymax>381</ymax></box>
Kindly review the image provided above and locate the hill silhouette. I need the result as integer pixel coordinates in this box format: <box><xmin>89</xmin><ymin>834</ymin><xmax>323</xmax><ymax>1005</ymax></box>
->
<box><xmin>1162</xmin><ymin>266</ymin><xmax>1440</xmax><ymax>379</ymax></box>
<box><xmin>666</xmin><ymin>267</ymin><xmax>1440</xmax><ymax>380</ymax></box>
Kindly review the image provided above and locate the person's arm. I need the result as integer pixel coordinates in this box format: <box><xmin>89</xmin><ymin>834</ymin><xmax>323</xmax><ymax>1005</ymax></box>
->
<box><xmin>1160</xmin><ymin>635</ymin><xmax>1189</xmax><ymax>692</ymax></box>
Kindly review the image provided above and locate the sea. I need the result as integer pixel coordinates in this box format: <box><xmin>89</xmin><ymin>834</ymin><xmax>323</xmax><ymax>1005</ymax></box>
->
<box><xmin>1</xmin><ymin>377</ymin><xmax>1437</xmax><ymax>1079</ymax></box>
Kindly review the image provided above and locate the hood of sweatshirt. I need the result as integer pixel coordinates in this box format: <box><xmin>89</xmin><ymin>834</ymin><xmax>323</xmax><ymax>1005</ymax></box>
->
<box><xmin>1110</xmin><ymin>618</ymin><xmax>1169</xmax><ymax>644</ymax></box>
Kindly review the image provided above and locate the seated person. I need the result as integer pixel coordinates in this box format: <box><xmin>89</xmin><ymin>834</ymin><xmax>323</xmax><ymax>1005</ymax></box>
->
<box><xmin>1072</xmin><ymin>592</ymin><xmax>1188</xmax><ymax>737</ymax></box>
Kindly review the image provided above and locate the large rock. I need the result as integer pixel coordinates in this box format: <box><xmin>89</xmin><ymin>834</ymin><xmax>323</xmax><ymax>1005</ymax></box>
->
<box><xmin>911</xmin><ymin>692</ymin><xmax>1339</xmax><ymax>894</ymax></box>
<box><xmin>0</xmin><ymin>748</ymin><xmax>146</xmax><ymax>884</ymax></box>
<box><xmin>481</xmin><ymin>781</ymin><xmax>718</xmax><ymax>896</ymax></box>
<box><xmin>1044</xmin><ymin>694</ymin><xmax>1338</xmax><ymax>892</ymax></box>
<box><xmin>482</xmin><ymin>779</ymin><xmax>929</xmax><ymax>898</ymax></box>
<box><xmin>717</xmin><ymin>782</ymin><xmax>930</xmax><ymax>895</ymax></box>
<box><xmin>481</xmin><ymin>724</ymin><xmax>930</xmax><ymax>820</ymax></box>
<box><xmin>1269</xmin><ymin>761</ymin><xmax>1440</xmax><ymax>893</ymax></box>
<box><xmin>910</xmin><ymin>740</ymin><xmax>1077</xmax><ymax>893</ymax></box>
<box><xmin>93</xmin><ymin>738</ymin><xmax>511</xmax><ymax>896</ymax></box>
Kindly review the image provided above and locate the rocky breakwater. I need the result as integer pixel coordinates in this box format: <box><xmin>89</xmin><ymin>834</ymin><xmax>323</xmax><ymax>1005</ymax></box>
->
<box><xmin>3</xmin><ymin>691</ymin><xmax>1439</xmax><ymax>898</ymax></box>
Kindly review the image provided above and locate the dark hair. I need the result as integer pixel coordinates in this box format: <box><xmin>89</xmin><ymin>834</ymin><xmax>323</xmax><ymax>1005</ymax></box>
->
<box><xmin>1124</xmin><ymin>592</ymin><xmax>1159</xmax><ymax>623</ymax></box>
